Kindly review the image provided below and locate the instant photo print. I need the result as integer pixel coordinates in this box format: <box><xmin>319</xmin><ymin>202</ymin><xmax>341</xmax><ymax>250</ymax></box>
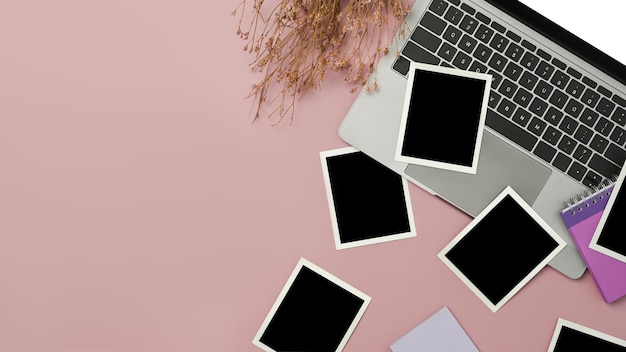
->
<box><xmin>590</xmin><ymin>165</ymin><xmax>626</xmax><ymax>264</ymax></box>
<box><xmin>395</xmin><ymin>62</ymin><xmax>491</xmax><ymax>174</ymax></box>
<box><xmin>390</xmin><ymin>306</ymin><xmax>478</xmax><ymax>352</ymax></box>
<box><xmin>320</xmin><ymin>146</ymin><xmax>417</xmax><ymax>250</ymax></box>
<box><xmin>547</xmin><ymin>318</ymin><xmax>626</xmax><ymax>351</ymax></box>
<box><xmin>252</xmin><ymin>257</ymin><xmax>371</xmax><ymax>352</ymax></box>
<box><xmin>438</xmin><ymin>186</ymin><xmax>566</xmax><ymax>312</ymax></box>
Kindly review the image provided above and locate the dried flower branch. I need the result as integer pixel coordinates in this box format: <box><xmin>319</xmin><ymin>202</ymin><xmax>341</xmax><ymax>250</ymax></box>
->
<box><xmin>232</xmin><ymin>0</ymin><xmax>411</xmax><ymax>125</ymax></box>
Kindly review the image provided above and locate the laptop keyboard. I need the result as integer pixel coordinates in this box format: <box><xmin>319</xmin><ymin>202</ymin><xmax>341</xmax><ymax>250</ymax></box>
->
<box><xmin>392</xmin><ymin>0</ymin><xmax>626</xmax><ymax>188</ymax></box>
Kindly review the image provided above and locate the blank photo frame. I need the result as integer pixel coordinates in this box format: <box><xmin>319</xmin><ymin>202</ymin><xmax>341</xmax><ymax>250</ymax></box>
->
<box><xmin>438</xmin><ymin>186</ymin><xmax>566</xmax><ymax>312</ymax></box>
<box><xmin>547</xmin><ymin>318</ymin><xmax>626</xmax><ymax>351</ymax></box>
<box><xmin>395</xmin><ymin>62</ymin><xmax>491</xmax><ymax>174</ymax></box>
<box><xmin>320</xmin><ymin>146</ymin><xmax>417</xmax><ymax>250</ymax></box>
<box><xmin>390</xmin><ymin>306</ymin><xmax>478</xmax><ymax>352</ymax></box>
<box><xmin>252</xmin><ymin>257</ymin><xmax>371</xmax><ymax>352</ymax></box>
<box><xmin>590</xmin><ymin>165</ymin><xmax>626</xmax><ymax>264</ymax></box>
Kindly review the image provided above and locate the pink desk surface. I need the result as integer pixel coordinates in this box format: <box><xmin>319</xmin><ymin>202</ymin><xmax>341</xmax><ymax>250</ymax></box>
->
<box><xmin>1</xmin><ymin>1</ymin><xmax>625</xmax><ymax>351</ymax></box>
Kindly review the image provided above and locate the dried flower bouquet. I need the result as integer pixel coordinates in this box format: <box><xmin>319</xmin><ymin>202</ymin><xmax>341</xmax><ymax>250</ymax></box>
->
<box><xmin>233</xmin><ymin>0</ymin><xmax>411</xmax><ymax>125</ymax></box>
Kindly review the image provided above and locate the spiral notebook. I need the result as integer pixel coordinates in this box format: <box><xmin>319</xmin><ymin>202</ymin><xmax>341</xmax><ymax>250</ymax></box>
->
<box><xmin>560</xmin><ymin>181</ymin><xmax>626</xmax><ymax>304</ymax></box>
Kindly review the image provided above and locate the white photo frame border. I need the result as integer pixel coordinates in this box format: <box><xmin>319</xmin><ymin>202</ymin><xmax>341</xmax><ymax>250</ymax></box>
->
<box><xmin>320</xmin><ymin>146</ymin><xmax>417</xmax><ymax>250</ymax></box>
<box><xmin>589</xmin><ymin>165</ymin><xmax>626</xmax><ymax>264</ymax></box>
<box><xmin>546</xmin><ymin>317</ymin><xmax>626</xmax><ymax>351</ymax></box>
<box><xmin>437</xmin><ymin>186</ymin><xmax>567</xmax><ymax>313</ymax></box>
<box><xmin>252</xmin><ymin>257</ymin><xmax>372</xmax><ymax>352</ymax></box>
<box><xmin>394</xmin><ymin>62</ymin><xmax>492</xmax><ymax>175</ymax></box>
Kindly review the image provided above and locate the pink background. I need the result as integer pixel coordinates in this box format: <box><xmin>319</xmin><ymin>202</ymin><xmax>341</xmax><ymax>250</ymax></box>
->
<box><xmin>1</xmin><ymin>1</ymin><xmax>625</xmax><ymax>351</ymax></box>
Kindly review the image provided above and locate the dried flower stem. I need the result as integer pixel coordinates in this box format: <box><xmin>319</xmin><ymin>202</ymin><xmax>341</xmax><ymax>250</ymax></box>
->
<box><xmin>232</xmin><ymin>0</ymin><xmax>411</xmax><ymax>125</ymax></box>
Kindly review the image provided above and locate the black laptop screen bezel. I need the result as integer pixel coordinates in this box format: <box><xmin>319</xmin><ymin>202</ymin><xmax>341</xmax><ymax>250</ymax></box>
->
<box><xmin>485</xmin><ymin>0</ymin><xmax>626</xmax><ymax>86</ymax></box>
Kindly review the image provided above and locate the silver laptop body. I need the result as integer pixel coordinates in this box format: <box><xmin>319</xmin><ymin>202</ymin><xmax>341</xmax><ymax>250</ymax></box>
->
<box><xmin>339</xmin><ymin>0</ymin><xmax>626</xmax><ymax>279</ymax></box>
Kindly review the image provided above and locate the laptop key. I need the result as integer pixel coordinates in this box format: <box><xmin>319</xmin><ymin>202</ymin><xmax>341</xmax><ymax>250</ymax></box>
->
<box><xmin>503</xmin><ymin>62</ymin><xmax>523</xmax><ymax>81</ymax></box>
<box><xmin>559</xmin><ymin>115</ymin><xmax>578</xmax><ymax>135</ymax></box>
<box><xmin>490</xmin><ymin>33</ymin><xmax>509</xmax><ymax>52</ymax></box>
<box><xmin>583</xmin><ymin>171</ymin><xmax>602</xmax><ymax>188</ymax></box>
<box><xmin>459</xmin><ymin>34</ymin><xmax>478</xmax><ymax>54</ymax></box>
<box><xmin>505</xmin><ymin>30</ymin><xmax>522</xmax><ymax>43</ymax></box>
<box><xmin>469</xmin><ymin>60</ymin><xmax>488</xmax><ymax>73</ymax></box>
<box><xmin>488</xmin><ymin>70</ymin><xmax>502</xmax><ymax>89</ymax></box>
<box><xmin>476</xmin><ymin>12</ymin><xmax>491</xmax><ymax>24</ymax></box>
<box><xmin>443</xmin><ymin>26</ymin><xmax>462</xmax><ymax>45</ymax></box>
<box><xmin>536</xmin><ymin>48</ymin><xmax>551</xmax><ymax>61</ymax></box>
<box><xmin>564</xmin><ymin>99</ymin><xmax>583</xmax><ymax>118</ymax></box>
<box><xmin>460</xmin><ymin>3</ymin><xmax>476</xmax><ymax>15</ymax></box>
<box><xmin>589</xmin><ymin>135</ymin><xmax>609</xmax><ymax>154</ymax></box>
<box><xmin>513</xmin><ymin>87</ymin><xmax>532</xmax><ymax>108</ymax></box>
<box><xmin>605</xmin><ymin>143</ymin><xmax>626</xmax><ymax>166</ymax></box>
<box><xmin>529</xmin><ymin>117</ymin><xmax>547</xmax><ymax>136</ymax></box>
<box><xmin>520</xmin><ymin>51</ymin><xmax>539</xmax><ymax>71</ymax></box>
<box><xmin>550</xmin><ymin>70</ymin><xmax>570</xmax><ymax>90</ymax></box>
<box><xmin>420</xmin><ymin>11</ymin><xmax>447</xmax><ymax>35</ymax></box>
<box><xmin>543</xmin><ymin>126</ymin><xmax>562</xmax><ymax>145</ymax></box>
<box><xmin>491</xmin><ymin>20</ymin><xmax>506</xmax><ymax>33</ymax></box>
<box><xmin>535</xmin><ymin>61</ymin><xmax>555</xmax><ymax>80</ymax></box>
<box><xmin>452</xmin><ymin>51</ymin><xmax>471</xmax><ymax>69</ymax></box>
<box><xmin>552</xmin><ymin>57</ymin><xmax>567</xmax><ymax>70</ymax></box>
<box><xmin>565</xmin><ymin>80</ymin><xmax>584</xmax><ymax>99</ymax></box>
<box><xmin>392</xmin><ymin>56</ymin><xmax>411</xmax><ymax>76</ymax></box>
<box><xmin>567</xmin><ymin>67</ymin><xmax>582</xmax><ymax>80</ymax></box>
<box><xmin>459</xmin><ymin>15</ymin><xmax>479</xmax><ymax>34</ymax></box>
<box><xmin>567</xmin><ymin>161</ymin><xmax>587</xmax><ymax>181</ymax></box>
<box><xmin>534</xmin><ymin>80</ymin><xmax>553</xmax><ymax>100</ymax></box>
<box><xmin>588</xmin><ymin>153</ymin><xmax>620</xmax><ymax>179</ymax></box>
<box><xmin>475</xmin><ymin>24</ymin><xmax>494</xmax><ymax>44</ymax></box>
<box><xmin>544</xmin><ymin>106</ymin><xmax>564</xmax><ymax>126</ymax></box>
<box><xmin>521</xmin><ymin>39</ymin><xmax>536</xmax><ymax>52</ymax></box>
<box><xmin>581</xmin><ymin>88</ymin><xmax>600</xmax><ymax>108</ymax></box>
<box><xmin>504</xmin><ymin>42</ymin><xmax>523</xmax><ymax>62</ymax></box>
<box><xmin>549</xmin><ymin>89</ymin><xmax>568</xmax><ymax>109</ymax></box>
<box><xmin>553</xmin><ymin>153</ymin><xmax>572</xmax><ymax>172</ymax></box>
<box><xmin>612</xmin><ymin>107</ymin><xmax>626</xmax><ymax>126</ymax></box>
<box><xmin>582</xmin><ymin>76</ymin><xmax>598</xmax><ymax>89</ymax></box>
<box><xmin>529</xmin><ymin>97</ymin><xmax>548</xmax><ymax>117</ymax></box>
<box><xmin>488</xmin><ymin>90</ymin><xmax>502</xmax><ymax>109</ymax></box>
<box><xmin>444</xmin><ymin>6</ymin><xmax>464</xmax><ymax>25</ymax></box>
<box><xmin>580</xmin><ymin>108</ymin><xmax>599</xmax><ymax>127</ymax></box>
<box><xmin>429</xmin><ymin>0</ymin><xmax>449</xmax><ymax>16</ymax></box>
<box><xmin>496</xmin><ymin>97</ymin><xmax>516</xmax><ymax>117</ymax></box>
<box><xmin>488</xmin><ymin>52</ymin><xmax>508</xmax><ymax>71</ymax></box>
<box><xmin>574</xmin><ymin>125</ymin><xmax>593</xmax><ymax>144</ymax></box>
<box><xmin>609</xmin><ymin>127</ymin><xmax>626</xmax><ymax>146</ymax></box>
<box><xmin>438</xmin><ymin>42</ymin><xmax>457</xmax><ymax>62</ymax></box>
<box><xmin>557</xmin><ymin>135</ymin><xmax>577</xmax><ymax>154</ymax></box>
<box><xmin>613</xmin><ymin>95</ymin><xmax>626</xmax><ymax>107</ymax></box>
<box><xmin>594</xmin><ymin>117</ymin><xmax>614</xmax><ymax>136</ymax></box>
<box><xmin>534</xmin><ymin>141</ymin><xmax>557</xmax><ymax>163</ymax></box>
<box><xmin>473</xmin><ymin>43</ymin><xmax>492</xmax><ymax>63</ymax></box>
<box><xmin>512</xmin><ymin>108</ymin><xmax>532</xmax><ymax>127</ymax></box>
<box><xmin>412</xmin><ymin>27</ymin><xmax>442</xmax><ymax>53</ymax></box>
<box><xmin>596</xmin><ymin>97</ymin><xmax>616</xmax><ymax>117</ymax></box>
<box><xmin>598</xmin><ymin>85</ymin><xmax>613</xmax><ymax>98</ymax></box>
<box><xmin>498</xmin><ymin>79</ymin><xmax>517</xmax><ymax>98</ymax></box>
<box><xmin>486</xmin><ymin>109</ymin><xmax>538</xmax><ymax>151</ymax></box>
<box><xmin>402</xmin><ymin>41</ymin><xmax>441</xmax><ymax>65</ymax></box>
<box><xmin>519</xmin><ymin>71</ymin><xmax>538</xmax><ymax>91</ymax></box>
<box><xmin>573</xmin><ymin>144</ymin><xmax>592</xmax><ymax>164</ymax></box>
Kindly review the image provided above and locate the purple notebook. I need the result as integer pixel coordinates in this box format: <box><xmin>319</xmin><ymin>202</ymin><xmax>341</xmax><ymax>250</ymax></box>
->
<box><xmin>560</xmin><ymin>184</ymin><xmax>626</xmax><ymax>303</ymax></box>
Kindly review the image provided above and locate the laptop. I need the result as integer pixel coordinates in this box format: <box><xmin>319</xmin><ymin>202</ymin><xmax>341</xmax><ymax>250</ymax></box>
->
<box><xmin>338</xmin><ymin>0</ymin><xmax>626</xmax><ymax>279</ymax></box>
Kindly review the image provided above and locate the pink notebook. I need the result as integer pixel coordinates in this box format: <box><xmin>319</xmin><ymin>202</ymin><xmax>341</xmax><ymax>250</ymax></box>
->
<box><xmin>560</xmin><ymin>184</ymin><xmax>626</xmax><ymax>303</ymax></box>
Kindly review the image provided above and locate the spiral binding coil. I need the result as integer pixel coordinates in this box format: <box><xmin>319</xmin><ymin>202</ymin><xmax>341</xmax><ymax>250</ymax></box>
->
<box><xmin>564</xmin><ymin>176</ymin><xmax>618</xmax><ymax>215</ymax></box>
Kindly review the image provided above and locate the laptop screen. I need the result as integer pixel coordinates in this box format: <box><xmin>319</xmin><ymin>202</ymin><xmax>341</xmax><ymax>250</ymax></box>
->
<box><xmin>518</xmin><ymin>0</ymin><xmax>626</xmax><ymax>65</ymax></box>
